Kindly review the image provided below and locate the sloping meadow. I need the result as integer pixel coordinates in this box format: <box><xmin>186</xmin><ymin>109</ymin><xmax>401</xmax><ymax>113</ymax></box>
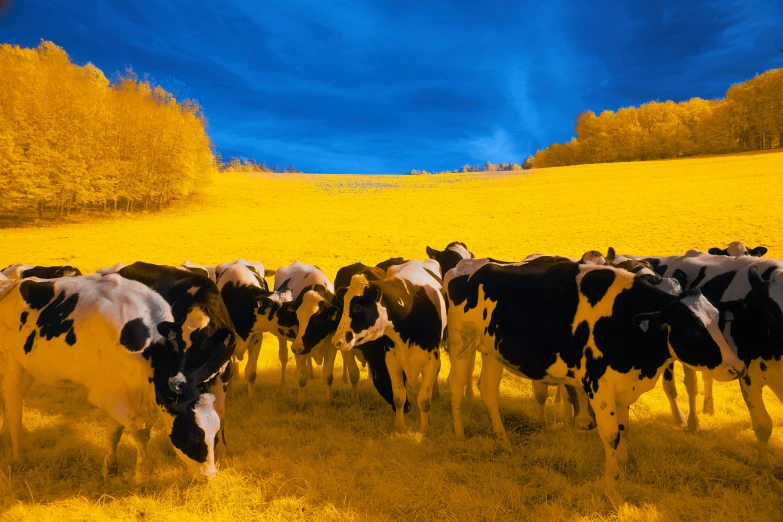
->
<box><xmin>1</xmin><ymin>152</ymin><xmax>783</xmax><ymax>520</ymax></box>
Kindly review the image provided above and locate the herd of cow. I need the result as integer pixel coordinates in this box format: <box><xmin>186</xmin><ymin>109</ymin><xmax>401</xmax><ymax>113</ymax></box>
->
<box><xmin>0</xmin><ymin>239</ymin><xmax>780</xmax><ymax>484</ymax></box>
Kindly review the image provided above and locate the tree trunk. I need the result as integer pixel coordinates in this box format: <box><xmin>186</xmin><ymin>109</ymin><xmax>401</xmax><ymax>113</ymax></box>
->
<box><xmin>126</xmin><ymin>198</ymin><xmax>131</xmax><ymax>213</ymax></box>
<box><xmin>37</xmin><ymin>200</ymin><xmax>44</xmax><ymax>218</ymax></box>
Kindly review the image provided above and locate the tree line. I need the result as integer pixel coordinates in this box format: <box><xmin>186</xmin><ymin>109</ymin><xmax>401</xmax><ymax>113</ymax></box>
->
<box><xmin>410</xmin><ymin>161</ymin><xmax>527</xmax><ymax>175</ymax></box>
<box><xmin>219</xmin><ymin>157</ymin><xmax>301</xmax><ymax>173</ymax></box>
<box><xmin>531</xmin><ymin>66</ymin><xmax>783</xmax><ymax>168</ymax></box>
<box><xmin>0</xmin><ymin>41</ymin><xmax>218</xmax><ymax>218</ymax></box>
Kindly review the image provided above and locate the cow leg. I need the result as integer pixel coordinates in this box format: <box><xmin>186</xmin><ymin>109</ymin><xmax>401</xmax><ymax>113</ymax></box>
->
<box><xmin>683</xmin><ymin>367</ymin><xmax>700</xmax><ymax>433</ymax></box>
<box><xmin>464</xmin><ymin>351</ymin><xmax>476</xmax><ymax>400</ymax></box>
<box><xmin>662</xmin><ymin>363</ymin><xmax>687</xmax><ymax>427</ymax></box>
<box><xmin>448</xmin><ymin>339</ymin><xmax>471</xmax><ymax>439</ymax></box>
<box><xmin>245</xmin><ymin>334</ymin><xmax>263</xmax><ymax>399</ymax></box>
<box><xmin>701</xmin><ymin>372</ymin><xmax>715</xmax><ymax>414</ymax></box>
<box><xmin>385</xmin><ymin>351</ymin><xmax>407</xmax><ymax>430</ymax></box>
<box><xmin>211</xmin><ymin>378</ymin><xmax>228</xmax><ymax>458</ymax></box>
<box><xmin>294</xmin><ymin>354</ymin><xmax>309</xmax><ymax>409</ymax></box>
<box><xmin>130</xmin><ymin>427</ymin><xmax>151</xmax><ymax>486</ymax></box>
<box><xmin>560</xmin><ymin>384</ymin><xmax>574</xmax><ymax>425</ymax></box>
<box><xmin>278</xmin><ymin>337</ymin><xmax>288</xmax><ymax>385</ymax></box>
<box><xmin>1</xmin><ymin>370</ymin><xmax>32</xmax><ymax>443</ymax></box>
<box><xmin>616</xmin><ymin>404</ymin><xmax>630</xmax><ymax>465</ymax></box>
<box><xmin>531</xmin><ymin>381</ymin><xmax>548</xmax><ymax>428</ymax></box>
<box><xmin>321</xmin><ymin>345</ymin><xmax>337</xmax><ymax>402</ymax></box>
<box><xmin>739</xmin><ymin>375</ymin><xmax>773</xmax><ymax>469</ymax></box>
<box><xmin>478</xmin><ymin>355</ymin><xmax>510</xmax><ymax>449</ymax></box>
<box><xmin>570</xmin><ymin>385</ymin><xmax>596</xmax><ymax>430</ymax></box>
<box><xmin>417</xmin><ymin>350</ymin><xmax>440</xmax><ymax>435</ymax></box>
<box><xmin>591</xmin><ymin>391</ymin><xmax>621</xmax><ymax>479</ymax></box>
<box><xmin>341</xmin><ymin>351</ymin><xmax>349</xmax><ymax>384</ymax></box>
<box><xmin>2</xmin><ymin>360</ymin><xmax>26</xmax><ymax>462</ymax></box>
<box><xmin>345</xmin><ymin>349</ymin><xmax>361</xmax><ymax>404</ymax></box>
<box><xmin>102</xmin><ymin>417</ymin><xmax>125</xmax><ymax>479</ymax></box>
<box><xmin>307</xmin><ymin>355</ymin><xmax>315</xmax><ymax>380</ymax></box>
<box><xmin>432</xmin><ymin>356</ymin><xmax>441</xmax><ymax>401</ymax></box>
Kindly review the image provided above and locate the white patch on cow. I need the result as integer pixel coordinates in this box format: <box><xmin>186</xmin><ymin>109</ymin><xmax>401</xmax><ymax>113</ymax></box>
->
<box><xmin>727</xmin><ymin>241</ymin><xmax>749</xmax><ymax>257</ymax></box>
<box><xmin>292</xmin><ymin>290</ymin><xmax>326</xmax><ymax>352</ymax></box>
<box><xmin>182</xmin><ymin>307</ymin><xmax>211</xmax><ymax>351</ymax></box>
<box><xmin>193</xmin><ymin>393</ymin><xmax>220</xmax><ymax>479</ymax></box>
<box><xmin>678</xmin><ymin>292</ymin><xmax>744</xmax><ymax>381</ymax></box>
<box><xmin>656</xmin><ymin>277</ymin><xmax>682</xmax><ymax>295</ymax></box>
<box><xmin>95</xmin><ymin>262</ymin><xmax>127</xmax><ymax>276</ymax></box>
<box><xmin>447</xmin><ymin>243</ymin><xmax>472</xmax><ymax>260</ymax></box>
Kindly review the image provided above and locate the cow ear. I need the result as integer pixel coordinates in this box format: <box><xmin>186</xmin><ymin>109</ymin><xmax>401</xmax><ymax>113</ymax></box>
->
<box><xmin>426</xmin><ymin>246</ymin><xmax>439</xmax><ymax>259</ymax></box>
<box><xmin>157</xmin><ymin>321</ymin><xmax>182</xmax><ymax>341</ymax></box>
<box><xmin>367</xmin><ymin>282</ymin><xmax>383</xmax><ymax>302</ymax></box>
<box><xmin>606</xmin><ymin>247</ymin><xmax>616</xmax><ymax>264</ymax></box>
<box><xmin>749</xmin><ymin>246</ymin><xmax>768</xmax><ymax>257</ymax></box>
<box><xmin>633</xmin><ymin>312</ymin><xmax>660</xmax><ymax>333</ymax></box>
<box><xmin>708</xmin><ymin>248</ymin><xmax>726</xmax><ymax>256</ymax></box>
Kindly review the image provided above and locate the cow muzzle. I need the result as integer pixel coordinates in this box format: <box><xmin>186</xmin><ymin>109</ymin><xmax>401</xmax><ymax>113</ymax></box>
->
<box><xmin>291</xmin><ymin>340</ymin><xmax>305</xmax><ymax>355</ymax></box>
<box><xmin>714</xmin><ymin>361</ymin><xmax>746</xmax><ymax>382</ymax></box>
<box><xmin>332</xmin><ymin>330</ymin><xmax>355</xmax><ymax>351</ymax></box>
<box><xmin>169</xmin><ymin>372</ymin><xmax>187</xmax><ymax>394</ymax></box>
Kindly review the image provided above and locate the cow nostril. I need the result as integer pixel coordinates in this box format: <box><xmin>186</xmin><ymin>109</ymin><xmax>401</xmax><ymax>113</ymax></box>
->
<box><xmin>345</xmin><ymin>331</ymin><xmax>353</xmax><ymax>343</ymax></box>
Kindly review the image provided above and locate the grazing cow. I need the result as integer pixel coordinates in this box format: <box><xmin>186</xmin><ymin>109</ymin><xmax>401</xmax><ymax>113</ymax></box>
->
<box><xmin>214</xmin><ymin>259</ymin><xmax>274</xmax><ymax>397</ymax></box>
<box><xmin>178</xmin><ymin>260</ymin><xmax>217</xmax><ymax>282</ymax></box>
<box><xmin>289</xmin><ymin>261</ymin><xmax>396</xmax><ymax>407</ymax></box>
<box><xmin>709</xmin><ymin>242</ymin><xmax>767</xmax><ymax>258</ymax></box>
<box><xmin>426</xmin><ymin>242</ymin><xmax>480</xmax><ymax>400</ymax></box>
<box><xmin>2</xmin><ymin>264</ymin><xmax>82</xmax><ymax>279</ymax></box>
<box><xmin>249</xmin><ymin>261</ymin><xmax>341</xmax><ymax>406</ymax></box>
<box><xmin>332</xmin><ymin>260</ymin><xmax>447</xmax><ymax>433</ymax></box>
<box><xmin>633</xmin><ymin>250</ymin><xmax>783</xmax><ymax>468</ymax></box>
<box><xmin>115</xmin><ymin>262</ymin><xmax>236</xmax><ymax>454</ymax></box>
<box><xmin>445</xmin><ymin>259</ymin><xmax>745</xmax><ymax>477</ymax></box>
<box><xmin>0</xmin><ymin>275</ymin><xmax>220</xmax><ymax>482</ymax></box>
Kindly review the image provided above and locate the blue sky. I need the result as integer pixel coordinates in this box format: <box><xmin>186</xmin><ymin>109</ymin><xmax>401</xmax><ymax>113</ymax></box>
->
<box><xmin>2</xmin><ymin>0</ymin><xmax>782</xmax><ymax>173</ymax></box>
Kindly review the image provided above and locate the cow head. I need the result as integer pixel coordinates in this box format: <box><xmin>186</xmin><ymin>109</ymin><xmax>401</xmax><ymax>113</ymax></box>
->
<box><xmin>708</xmin><ymin>242</ymin><xmax>768</xmax><ymax>257</ymax></box>
<box><xmin>746</xmin><ymin>266</ymin><xmax>783</xmax><ymax>344</ymax></box>
<box><xmin>332</xmin><ymin>274</ymin><xmax>387</xmax><ymax>350</ymax></box>
<box><xmin>162</xmin><ymin>393</ymin><xmax>220</xmax><ymax>481</ymax></box>
<box><xmin>633</xmin><ymin>288</ymin><xmax>745</xmax><ymax>381</ymax></box>
<box><xmin>426</xmin><ymin>242</ymin><xmax>475</xmax><ymax>274</ymax></box>
<box><xmin>291</xmin><ymin>290</ymin><xmax>341</xmax><ymax>355</ymax></box>
<box><xmin>579</xmin><ymin>250</ymin><xmax>607</xmax><ymax>265</ymax></box>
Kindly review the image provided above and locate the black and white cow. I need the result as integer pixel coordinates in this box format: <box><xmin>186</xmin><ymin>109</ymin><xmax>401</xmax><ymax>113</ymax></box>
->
<box><xmin>708</xmin><ymin>242</ymin><xmax>767</xmax><ymax>258</ymax></box>
<box><xmin>444</xmin><ymin>258</ymin><xmax>745</xmax><ymax>477</ymax></box>
<box><xmin>114</xmin><ymin>262</ymin><xmax>236</xmax><ymax>454</ymax></box>
<box><xmin>632</xmin><ymin>250</ymin><xmax>783</xmax><ymax>468</ymax></box>
<box><xmin>214</xmin><ymin>259</ymin><xmax>274</xmax><ymax>397</ymax></box>
<box><xmin>332</xmin><ymin>260</ymin><xmax>446</xmax><ymax>433</ymax></box>
<box><xmin>288</xmin><ymin>261</ymin><xmax>400</xmax><ymax>408</ymax></box>
<box><xmin>178</xmin><ymin>260</ymin><xmax>217</xmax><ymax>282</ymax></box>
<box><xmin>249</xmin><ymin>261</ymin><xmax>341</xmax><ymax>407</ymax></box>
<box><xmin>0</xmin><ymin>275</ymin><xmax>220</xmax><ymax>482</ymax></box>
<box><xmin>2</xmin><ymin>264</ymin><xmax>82</xmax><ymax>279</ymax></box>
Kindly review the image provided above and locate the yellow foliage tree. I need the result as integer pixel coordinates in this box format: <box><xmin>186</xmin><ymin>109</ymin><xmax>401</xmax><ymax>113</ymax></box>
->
<box><xmin>0</xmin><ymin>41</ymin><xmax>217</xmax><ymax>217</ymax></box>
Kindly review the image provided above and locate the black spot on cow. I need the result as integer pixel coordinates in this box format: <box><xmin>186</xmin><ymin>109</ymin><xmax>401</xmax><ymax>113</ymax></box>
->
<box><xmin>375</xmin><ymin>257</ymin><xmax>408</xmax><ymax>272</ymax></box>
<box><xmin>380</xmin><ymin>282</ymin><xmax>442</xmax><ymax>352</ymax></box>
<box><xmin>20</xmin><ymin>265</ymin><xmax>82</xmax><ymax>279</ymax></box>
<box><xmin>24</xmin><ymin>330</ymin><xmax>36</xmax><ymax>354</ymax></box>
<box><xmin>168</xmin><ymin>400</ymin><xmax>208</xmax><ymax>464</ymax></box>
<box><xmin>347</xmin><ymin>284</ymin><xmax>382</xmax><ymax>335</ymax></box>
<box><xmin>761</xmin><ymin>266</ymin><xmax>776</xmax><ymax>281</ymax></box>
<box><xmin>278</xmin><ymin>328</ymin><xmax>285</xmax><ymax>336</ymax></box>
<box><xmin>618</xmin><ymin>423</ymin><xmax>625</xmax><ymax>431</ymax></box>
<box><xmin>689</xmin><ymin>266</ymin><xmax>707</xmax><ymax>289</ymax></box>
<box><xmin>433</xmin><ymin>349</ymin><xmax>439</xmax><ymax>360</ymax></box>
<box><xmin>20</xmin><ymin>311</ymin><xmax>28</xmax><ymax>326</ymax></box>
<box><xmin>744</xmin><ymin>375</ymin><xmax>752</xmax><ymax>386</ymax></box>
<box><xmin>610</xmin><ymin>411</ymin><xmax>614</xmax><ymax>416</ymax></box>
<box><xmin>120</xmin><ymin>318</ymin><xmax>151</xmax><ymax>352</ymax></box>
<box><xmin>672</xmin><ymin>269</ymin><xmax>689</xmax><ymax>289</ymax></box>
<box><xmin>699</xmin><ymin>270</ymin><xmax>737</xmax><ymax>302</ymax></box>
<box><xmin>760</xmin><ymin>362</ymin><xmax>767</xmax><ymax>371</ymax></box>
<box><xmin>19</xmin><ymin>280</ymin><xmax>55</xmax><ymax>310</ymax></box>
<box><xmin>611</xmin><ymin>431</ymin><xmax>621</xmax><ymax>449</ymax></box>
<box><xmin>360</xmin><ymin>336</ymin><xmax>410</xmax><ymax>412</ymax></box>
<box><xmin>580</xmin><ymin>269</ymin><xmax>616</xmax><ymax>306</ymax></box>
<box><xmin>562</xmin><ymin>321</ymin><xmax>589</xmax><ymax>369</ymax></box>
<box><xmin>36</xmin><ymin>291</ymin><xmax>79</xmax><ymax>341</ymax></box>
<box><xmin>65</xmin><ymin>328</ymin><xmax>77</xmax><ymax>345</ymax></box>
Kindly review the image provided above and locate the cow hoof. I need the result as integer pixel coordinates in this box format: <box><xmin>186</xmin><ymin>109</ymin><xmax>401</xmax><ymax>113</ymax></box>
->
<box><xmin>248</xmin><ymin>388</ymin><xmax>258</xmax><ymax>401</ymax></box>
<box><xmin>102</xmin><ymin>459</ymin><xmax>120</xmax><ymax>479</ymax></box>
<box><xmin>686</xmin><ymin>416</ymin><xmax>700</xmax><ymax>433</ymax></box>
<box><xmin>756</xmin><ymin>457</ymin><xmax>773</xmax><ymax>471</ymax></box>
<box><xmin>673</xmin><ymin>412</ymin><xmax>687</xmax><ymax>428</ymax></box>
<box><xmin>703</xmin><ymin>398</ymin><xmax>715</xmax><ymax>415</ymax></box>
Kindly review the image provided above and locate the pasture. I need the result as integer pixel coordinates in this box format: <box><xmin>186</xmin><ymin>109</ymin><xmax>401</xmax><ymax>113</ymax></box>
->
<box><xmin>1</xmin><ymin>152</ymin><xmax>783</xmax><ymax>521</ymax></box>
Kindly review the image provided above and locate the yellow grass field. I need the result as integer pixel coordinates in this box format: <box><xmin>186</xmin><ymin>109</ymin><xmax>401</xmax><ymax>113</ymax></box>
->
<box><xmin>2</xmin><ymin>152</ymin><xmax>783</xmax><ymax>521</ymax></box>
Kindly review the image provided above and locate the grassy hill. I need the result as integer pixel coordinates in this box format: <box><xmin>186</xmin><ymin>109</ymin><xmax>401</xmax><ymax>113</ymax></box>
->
<box><xmin>1</xmin><ymin>152</ymin><xmax>783</xmax><ymax>521</ymax></box>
